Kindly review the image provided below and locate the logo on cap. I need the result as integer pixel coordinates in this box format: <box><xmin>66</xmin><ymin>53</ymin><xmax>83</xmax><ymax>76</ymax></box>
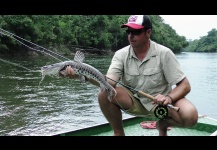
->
<box><xmin>128</xmin><ymin>15</ymin><xmax>138</xmax><ymax>23</ymax></box>
<box><xmin>121</xmin><ymin>15</ymin><xmax>144</xmax><ymax>29</ymax></box>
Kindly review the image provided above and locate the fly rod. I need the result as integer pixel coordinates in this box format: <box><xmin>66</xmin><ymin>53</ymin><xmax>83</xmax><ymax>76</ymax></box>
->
<box><xmin>106</xmin><ymin>76</ymin><xmax>180</xmax><ymax>112</ymax></box>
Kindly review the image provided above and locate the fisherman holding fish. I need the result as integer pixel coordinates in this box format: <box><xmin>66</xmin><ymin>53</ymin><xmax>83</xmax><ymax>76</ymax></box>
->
<box><xmin>59</xmin><ymin>15</ymin><xmax>198</xmax><ymax>136</ymax></box>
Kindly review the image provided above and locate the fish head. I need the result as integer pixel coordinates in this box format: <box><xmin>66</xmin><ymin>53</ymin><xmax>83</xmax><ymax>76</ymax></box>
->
<box><xmin>41</xmin><ymin>62</ymin><xmax>64</xmax><ymax>76</ymax></box>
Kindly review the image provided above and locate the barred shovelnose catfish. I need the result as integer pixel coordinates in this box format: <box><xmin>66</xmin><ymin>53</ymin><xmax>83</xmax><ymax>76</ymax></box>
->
<box><xmin>41</xmin><ymin>51</ymin><xmax>117</xmax><ymax>102</ymax></box>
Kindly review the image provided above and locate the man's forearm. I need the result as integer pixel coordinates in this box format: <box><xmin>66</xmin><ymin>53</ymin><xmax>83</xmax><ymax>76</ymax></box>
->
<box><xmin>167</xmin><ymin>77</ymin><xmax>191</xmax><ymax>102</ymax></box>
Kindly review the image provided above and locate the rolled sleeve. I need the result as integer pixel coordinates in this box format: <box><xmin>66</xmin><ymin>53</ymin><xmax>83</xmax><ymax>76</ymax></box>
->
<box><xmin>107</xmin><ymin>46</ymin><xmax>129</xmax><ymax>78</ymax></box>
<box><xmin>162</xmin><ymin>50</ymin><xmax>185</xmax><ymax>85</ymax></box>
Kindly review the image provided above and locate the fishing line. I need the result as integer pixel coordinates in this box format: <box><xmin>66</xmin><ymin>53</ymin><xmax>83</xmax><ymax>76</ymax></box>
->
<box><xmin>0</xmin><ymin>28</ymin><xmax>71</xmax><ymax>62</ymax></box>
<box><xmin>0</xmin><ymin>57</ymin><xmax>48</xmax><ymax>89</ymax></box>
<box><xmin>0</xmin><ymin>28</ymin><xmax>75</xmax><ymax>87</ymax></box>
<box><xmin>0</xmin><ymin>57</ymin><xmax>40</xmax><ymax>72</ymax></box>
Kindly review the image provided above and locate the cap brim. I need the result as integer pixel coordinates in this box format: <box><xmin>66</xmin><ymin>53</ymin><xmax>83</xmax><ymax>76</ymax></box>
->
<box><xmin>121</xmin><ymin>23</ymin><xmax>144</xmax><ymax>29</ymax></box>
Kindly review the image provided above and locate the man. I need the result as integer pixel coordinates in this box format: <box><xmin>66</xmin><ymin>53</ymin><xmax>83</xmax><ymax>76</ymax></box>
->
<box><xmin>60</xmin><ymin>15</ymin><xmax>198</xmax><ymax>136</ymax></box>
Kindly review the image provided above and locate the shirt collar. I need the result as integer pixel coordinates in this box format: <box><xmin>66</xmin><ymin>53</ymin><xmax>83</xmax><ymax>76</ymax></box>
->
<box><xmin>144</xmin><ymin>40</ymin><xmax>158</xmax><ymax>61</ymax></box>
<box><xmin>129</xmin><ymin>40</ymin><xmax>158</xmax><ymax>61</ymax></box>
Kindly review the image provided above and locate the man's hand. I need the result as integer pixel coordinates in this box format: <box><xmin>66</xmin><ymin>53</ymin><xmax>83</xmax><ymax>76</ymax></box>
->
<box><xmin>153</xmin><ymin>94</ymin><xmax>172</xmax><ymax>106</ymax></box>
<box><xmin>58</xmin><ymin>66</ymin><xmax>78</xmax><ymax>79</ymax></box>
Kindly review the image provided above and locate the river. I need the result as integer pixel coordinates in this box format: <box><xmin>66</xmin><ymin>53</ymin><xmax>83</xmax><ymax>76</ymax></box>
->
<box><xmin>0</xmin><ymin>52</ymin><xmax>217</xmax><ymax>136</ymax></box>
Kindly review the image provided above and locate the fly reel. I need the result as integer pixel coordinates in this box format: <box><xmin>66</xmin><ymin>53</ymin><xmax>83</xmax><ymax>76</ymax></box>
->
<box><xmin>154</xmin><ymin>105</ymin><xmax>168</xmax><ymax>120</ymax></box>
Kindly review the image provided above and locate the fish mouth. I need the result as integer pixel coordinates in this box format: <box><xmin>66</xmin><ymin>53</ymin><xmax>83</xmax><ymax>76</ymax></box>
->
<box><xmin>41</xmin><ymin>66</ymin><xmax>48</xmax><ymax>69</ymax></box>
<box><xmin>41</xmin><ymin>64</ymin><xmax>53</xmax><ymax>69</ymax></box>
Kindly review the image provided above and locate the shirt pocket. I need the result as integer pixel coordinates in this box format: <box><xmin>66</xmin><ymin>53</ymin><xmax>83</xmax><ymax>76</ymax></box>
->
<box><xmin>124</xmin><ymin>68</ymin><xmax>139</xmax><ymax>87</ymax></box>
<box><xmin>142</xmin><ymin>67</ymin><xmax>163</xmax><ymax>89</ymax></box>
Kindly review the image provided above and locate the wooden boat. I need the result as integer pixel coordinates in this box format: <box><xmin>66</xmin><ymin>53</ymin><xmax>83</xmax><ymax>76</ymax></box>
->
<box><xmin>52</xmin><ymin>115</ymin><xmax>217</xmax><ymax>136</ymax></box>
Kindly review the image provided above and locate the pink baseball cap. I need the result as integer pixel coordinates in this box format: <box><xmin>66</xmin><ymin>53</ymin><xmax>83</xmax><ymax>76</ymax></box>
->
<box><xmin>121</xmin><ymin>15</ymin><xmax>152</xmax><ymax>30</ymax></box>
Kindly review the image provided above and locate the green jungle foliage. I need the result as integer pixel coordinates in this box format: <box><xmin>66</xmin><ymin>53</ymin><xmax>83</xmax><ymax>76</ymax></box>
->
<box><xmin>0</xmin><ymin>15</ymin><xmax>189</xmax><ymax>56</ymax></box>
<box><xmin>184</xmin><ymin>28</ymin><xmax>217</xmax><ymax>52</ymax></box>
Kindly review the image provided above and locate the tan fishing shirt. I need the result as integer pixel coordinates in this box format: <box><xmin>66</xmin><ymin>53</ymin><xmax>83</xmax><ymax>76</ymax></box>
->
<box><xmin>107</xmin><ymin>40</ymin><xmax>185</xmax><ymax>111</ymax></box>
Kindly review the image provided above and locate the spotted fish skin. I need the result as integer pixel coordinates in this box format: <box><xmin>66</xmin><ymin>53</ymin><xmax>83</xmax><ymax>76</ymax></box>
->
<box><xmin>41</xmin><ymin>51</ymin><xmax>116</xmax><ymax>101</ymax></box>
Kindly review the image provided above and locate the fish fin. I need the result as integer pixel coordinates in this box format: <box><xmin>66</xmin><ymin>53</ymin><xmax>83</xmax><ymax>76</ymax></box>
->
<box><xmin>104</xmin><ymin>75</ymin><xmax>107</xmax><ymax>81</ymax></box>
<box><xmin>79</xmin><ymin>75</ymin><xmax>86</xmax><ymax>83</ymax></box>
<box><xmin>74</xmin><ymin>51</ymin><xmax>85</xmax><ymax>63</ymax></box>
<box><xmin>59</xmin><ymin>70</ymin><xmax>66</xmax><ymax>76</ymax></box>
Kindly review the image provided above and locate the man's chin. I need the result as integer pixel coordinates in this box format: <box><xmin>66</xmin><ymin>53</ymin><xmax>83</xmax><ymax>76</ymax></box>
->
<box><xmin>130</xmin><ymin>42</ymin><xmax>136</xmax><ymax>47</ymax></box>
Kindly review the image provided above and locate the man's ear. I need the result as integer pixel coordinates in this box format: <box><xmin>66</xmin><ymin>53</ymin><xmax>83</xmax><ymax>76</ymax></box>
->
<box><xmin>144</xmin><ymin>29</ymin><xmax>151</xmax><ymax>38</ymax></box>
<box><xmin>146</xmin><ymin>29</ymin><xmax>152</xmax><ymax>35</ymax></box>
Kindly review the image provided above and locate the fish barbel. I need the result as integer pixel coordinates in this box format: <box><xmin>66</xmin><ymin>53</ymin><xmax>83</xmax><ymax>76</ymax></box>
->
<box><xmin>41</xmin><ymin>51</ymin><xmax>116</xmax><ymax>101</ymax></box>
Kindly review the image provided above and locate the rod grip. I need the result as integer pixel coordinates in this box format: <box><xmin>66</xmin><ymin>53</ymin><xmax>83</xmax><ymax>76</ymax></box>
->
<box><xmin>137</xmin><ymin>91</ymin><xmax>180</xmax><ymax>112</ymax></box>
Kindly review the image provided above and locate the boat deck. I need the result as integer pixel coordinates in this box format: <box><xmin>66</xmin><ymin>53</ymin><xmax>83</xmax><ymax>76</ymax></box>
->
<box><xmin>94</xmin><ymin>116</ymin><xmax>217</xmax><ymax>136</ymax></box>
<box><xmin>54</xmin><ymin>115</ymin><xmax>217</xmax><ymax>136</ymax></box>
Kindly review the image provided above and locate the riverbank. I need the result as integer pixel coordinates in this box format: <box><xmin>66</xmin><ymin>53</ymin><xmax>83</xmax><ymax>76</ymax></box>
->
<box><xmin>0</xmin><ymin>46</ymin><xmax>114</xmax><ymax>57</ymax></box>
